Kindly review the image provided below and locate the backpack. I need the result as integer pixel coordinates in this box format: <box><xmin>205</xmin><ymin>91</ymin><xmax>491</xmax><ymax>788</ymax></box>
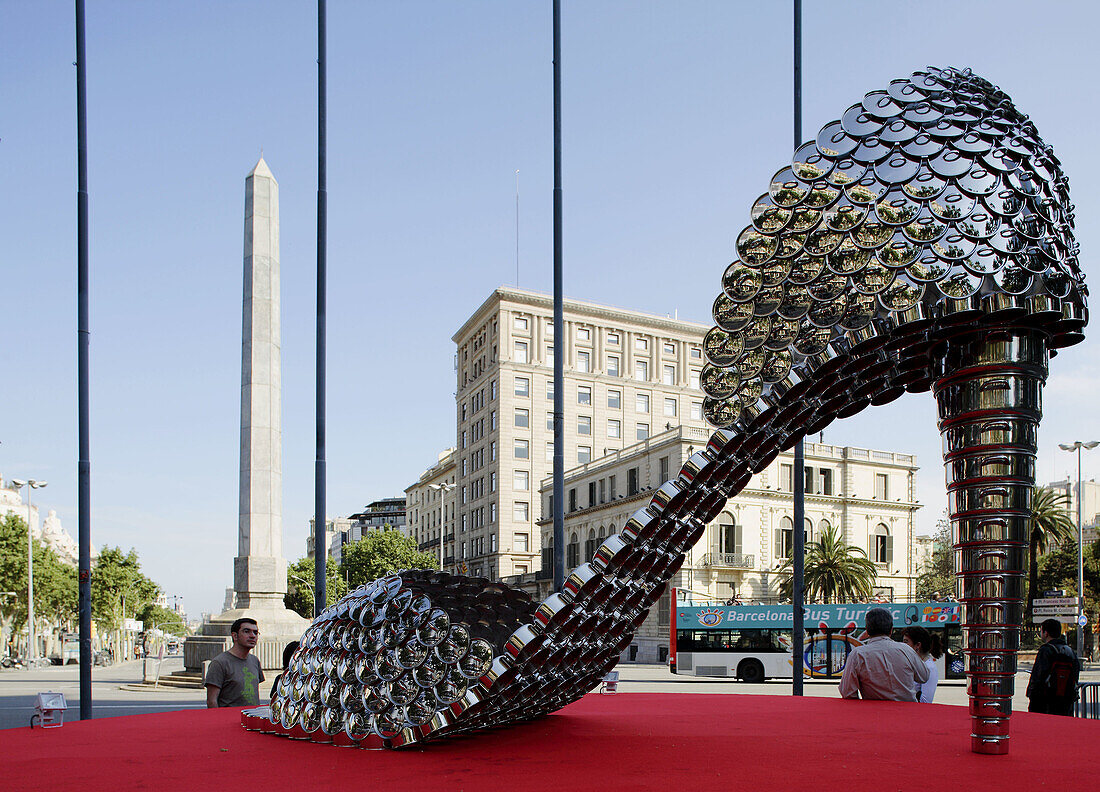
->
<box><xmin>1044</xmin><ymin>645</ymin><xmax>1079</xmax><ymax>699</ymax></box>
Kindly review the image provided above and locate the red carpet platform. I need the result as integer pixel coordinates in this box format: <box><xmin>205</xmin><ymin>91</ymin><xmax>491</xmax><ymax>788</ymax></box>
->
<box><xmin>2</xmin><ymin>693</ymin><xmax>1097</xmax><ymax>791</ymax></box>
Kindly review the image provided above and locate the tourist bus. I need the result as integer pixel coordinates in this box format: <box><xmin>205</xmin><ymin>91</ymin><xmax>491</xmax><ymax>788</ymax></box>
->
<box><xmin>669</xmin><ymin>590</ymin><xmax>965</xmax><ymax>683</ymax></box>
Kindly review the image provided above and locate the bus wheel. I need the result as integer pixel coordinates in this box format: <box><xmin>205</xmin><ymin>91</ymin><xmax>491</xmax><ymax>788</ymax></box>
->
<box><xmin>738</xmin><ymin>660</ymin><xmax>764</xmax><ymax>683</ymax></box>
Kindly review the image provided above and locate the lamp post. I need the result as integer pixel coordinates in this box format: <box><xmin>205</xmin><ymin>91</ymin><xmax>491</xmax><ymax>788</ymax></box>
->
<box><xmin>289</xmin><ymin>573</ymin><xmax>316</xmax><ymax>608</ymax></box>
<box><xmin>10</xmin><ymin>479</ymin><xmax>47</xmax><ymax>666</ymax></box>
<box><xmin>1057</xmin><ymin>440</ymin><xmax>1098</xmax><ymax>657</ymax></box>
<box><xmin>428</xmin><ymin>483</ymin><xmax>456</xmax><ymax>570</ymax></box>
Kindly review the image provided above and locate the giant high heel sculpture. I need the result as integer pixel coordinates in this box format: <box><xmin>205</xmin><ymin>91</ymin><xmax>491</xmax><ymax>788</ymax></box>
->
<box><xmin>247</xmin><ymin>67</ymin><xmax>1085</xmax><ymax>755</ymax></box>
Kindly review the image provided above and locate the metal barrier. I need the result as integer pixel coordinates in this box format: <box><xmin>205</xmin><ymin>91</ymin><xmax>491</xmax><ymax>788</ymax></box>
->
<box><xmin>1076</xmin><ymin>683</ymin><xmax>1100</xmax><ymax>719</ymax></box>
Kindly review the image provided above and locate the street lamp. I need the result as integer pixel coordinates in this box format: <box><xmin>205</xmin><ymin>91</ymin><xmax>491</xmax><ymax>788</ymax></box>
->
<box><xmin>427</xmin><ymin>482</ymin><xmax>456</xmax><ymax>570</ymax></box>
<box><xmin>289</xmin><ymin>573</ymin><xmax>315</xmax><ymax>604</ymax></box>
<box><xmin>10</xmin><ymin>479</ymin><xmax>46</xmax><ymax>667</ymax></box>
<box><xmin>1057</xmin><ymin>440</ymin><xmax>1098</xmax><ymax>657</ymax></box>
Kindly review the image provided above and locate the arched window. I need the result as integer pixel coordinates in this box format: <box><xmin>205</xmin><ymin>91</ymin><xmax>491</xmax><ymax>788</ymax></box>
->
<box><xmin>598</xmin><ymin>525</ymin><xmax>606</xmax><ymax>541</ymax></box>
<box><xmin>872</xmin><ymin>523</ymin><xmax>892</xmax><ymax>565</ymax></box>
<box><xmin>585</xmin><ymin>528</ymin><xmax>597</xmax><ymax>562</ymax></box>
<box><xmin>819</xmin><ymin>518</ymin><xmax>831</xmax><ymax>535</ymax></box>
<box><xmin>717</xmin><ymin>512</ymin><xmax>741</xmax><ymax>557</ymax></box>
<box><xmin>776</xmin><ymin>516</ymin><xmax>794</xmax><ymax>559</ymax></box>
<box><xmin>567</xmin><ymin>532</ymin><xmax>580</xmax><ymax>568</ymax></box>
<box><xmin>804</xmin><ymin>518</ymin><xmax>813</xmax><ymax>544</ymax></box>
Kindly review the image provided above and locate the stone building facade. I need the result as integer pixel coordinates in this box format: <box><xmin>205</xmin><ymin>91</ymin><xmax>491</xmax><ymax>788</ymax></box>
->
<box><xmin>527</xmin><ymin>427</ymin><xmax>922</xmax><ymax>662</ymax></box>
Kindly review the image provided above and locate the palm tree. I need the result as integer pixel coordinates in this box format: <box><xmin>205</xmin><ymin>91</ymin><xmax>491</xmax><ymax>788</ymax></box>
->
<box><xmin>779</xmin><ymin>522</ymin><xmax>878</xmax><ymax>603</ymax></box>
<box><xmin>1027</xmin><ymin>487</ymin><xmax>1076</xmax><ymax>618</ymax></box>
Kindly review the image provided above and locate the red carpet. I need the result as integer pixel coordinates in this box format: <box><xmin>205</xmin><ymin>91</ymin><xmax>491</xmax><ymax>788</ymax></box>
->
<box><xmin>2</xmin><ymin>694</ymin><xmax>1097</xmax><ymax>791</ymax></box>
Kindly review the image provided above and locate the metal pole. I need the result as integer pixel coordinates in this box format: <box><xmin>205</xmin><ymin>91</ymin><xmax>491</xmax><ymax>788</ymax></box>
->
<box><xmin>75</xmin><ymin>0</ymin><xmax>93</xmax><ymax>720</ymax></box>
<box><xmin>26</xmin><ymin>488</ymin><xmax>35</xmax><ymax>666</ymax></box>
<box><xmin>551</xmin><ymin>0</ymin><xmax>565</xmax><ymax>593</ymax></box>
<box><xmin>314</xmin><ymin>0</ymin><xmax>328</xmax><ymax>617</ymax></box>
<box><xmin>1077</xmin><ymin>446</ymin><xmax>1085</xmax><ymax>657</ymax></box>
<box><xmin>791</xmin><ymin>0</ymin><xmax>805</xmax><ymax>697</ymax></box>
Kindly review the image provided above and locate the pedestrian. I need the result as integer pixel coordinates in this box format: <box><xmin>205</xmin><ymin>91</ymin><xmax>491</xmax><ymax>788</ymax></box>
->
<box><xmin>269</xmin><ymin>640</ymin><xmax>299</xmax><ymax>700</ymax></box>
<box><xmin>1025</xmin><ymin>618</ymin><xmax>1080</xmax><ymax>716</ymax></box>
<box><xmin>902</xmin><ymin>625</ymin><xmax>942</xmax><ymax>703</ymax></box>
<box><xmin>205</xmin><ymin>618</ymin><xmax>265</xmax><ymax>708</ymax></box>
<box><xmin>839</xmin><ymin>607</ymin><xmax>929</xmax><ymax>701</ymax></box>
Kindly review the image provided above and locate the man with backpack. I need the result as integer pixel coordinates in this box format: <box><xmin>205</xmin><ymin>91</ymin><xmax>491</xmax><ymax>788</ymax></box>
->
<box><xmin>1026</xmin><ymin>618</ymin><xmax>1081</xmax><ymax>716</ymax></box>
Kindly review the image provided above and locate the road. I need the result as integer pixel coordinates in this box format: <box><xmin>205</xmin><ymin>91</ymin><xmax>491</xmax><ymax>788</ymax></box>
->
<box><xmin>1</xmin><ymin>657</ymin><xmax>1095</xmax><ymax>730</ymax></box>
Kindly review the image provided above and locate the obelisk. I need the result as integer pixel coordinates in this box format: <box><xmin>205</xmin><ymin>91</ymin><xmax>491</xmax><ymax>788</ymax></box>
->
<box><xmin>188</xmin><ymin>157</ymin><xmax>306</xmax><ymax>671</ymax></box>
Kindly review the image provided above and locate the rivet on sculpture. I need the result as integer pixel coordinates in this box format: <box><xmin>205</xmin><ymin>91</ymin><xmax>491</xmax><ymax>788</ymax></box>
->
<box><xmin>243</xmin><ymin>67</ymin><xmax>1086</xmax><ymax>755</ymax></box>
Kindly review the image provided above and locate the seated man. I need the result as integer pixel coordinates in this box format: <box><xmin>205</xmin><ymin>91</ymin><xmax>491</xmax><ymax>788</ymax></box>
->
<box><xmin>838</xmin><ymin>608</ymin><xmax>928</xmax><ymax>701</ymax></box>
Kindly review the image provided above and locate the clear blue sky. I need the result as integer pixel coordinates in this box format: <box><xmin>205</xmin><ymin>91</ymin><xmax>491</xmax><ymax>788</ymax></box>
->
<box><xmin>2</xmin><ymin>1</ymin><xmax>1099</xmax><ymax>616</ymax></box>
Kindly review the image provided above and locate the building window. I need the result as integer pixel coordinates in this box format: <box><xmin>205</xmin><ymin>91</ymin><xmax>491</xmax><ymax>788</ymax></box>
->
<box><xmin>634</xmin><ymin>360</ymin><xmax>649</xmax><ymax>381</ymax></box>
<box><xmin>461</xmin><ymin>403</ymin><xmax>467</xmax><ymax>421</ymax></box>
<box><xmin>609</xmin><ymin>475</ymin><xmax>617</xmax><ymax>498</ymax></box>
<box><xmin>663</xmin><ymin>342</ymin><xmax>675</xmax><ymax>356</ymax></box>
<box><xmin>636</xmin><ymin>393</ymin><xmax>650</xmax><ymax>413</ymax></box>
<box><xmin>663</xmin><ymin>365</ymin><xmax>676</xmax><ymax>386</ymax></box>
<box><xmin>461</xmin><ymin>541</ymin><xmax>467</xmax><ymax>559</ymax></box>
<box><xmin>514</xmin><ymin>439</ymin><xmax>529</xmax><ymax>459</ymax></box>
<box><xmin>515</xmin><ymin>532</ymin><xmax>529</xmax><ymax>552</ymax></box>
<box><xmin>607</xmin><ymin>419</ymin><xmax>621</xmax><ymax>438</ymax></box>
<box><xmin>514</xmin><ymin>502</ymin><xmax>529</xmax><ymax>522</ymax></box>
<box><xmin>514</xmin><ymin>340</ymin><xmax>528</xmax><ymax>364</ymax></box>
<box><xmin>546</xmin><ymin>442</ymin><xmax>554</xmax><ymax>462</ymax></box>
<box><xmin>690</xmin><ymin>347</ymin><xmax>702</xmax><ymax>359</ymax></box>
<box><xmin>577</xmin><ymin>327</ymin><xmax>591</xmax><ymax>341</ymax></box>
<box><xmin>515</xmin><ymin>376</ymin><xmax>529</xmax><ymax>397</ymax></box>
<box><xmin>689</xmin><ymin>369</ymin><xmax>700</xmax><ymax>389</ymax></box>
<box><xmin>578</xmin><ymin>415</ymin><xmax>592</xmax><ymax>435</ymax></box>
<box><xmin>545</xmin><ymin>320</ymin><xmax>553</xmax><ymax>336</ymax></box>
<box><xmin>627</xmin><ymin>467</ymin><xmax>639</xmax><ymax>495</ymax></box>
<box><xmin>461</xmin><ymin>458</ymin><xmax>468</xmax><ymax>476</ymax></box>
<box><xmin>635</xmin><ymin>337</ymin><xmax>648</xmax><ymax>351</ymax></box>
<box><xmin>490</xmin><ymin>471</ymin><xmax>497</xmax><ymax>492</ymax></box>
<box><xmin>514</xmin><ymin>407</ymin><xmax>529</xmax><ymax>428</ymax></box>
<box><xmin>690</xmin><ymin>401</ymin><xmax>703</xmax><ymax>420</ymax></box>
<box><xmin>659</xmin><ymin>456</ymin><xmax>669</xmax><ymax>482</ymax></box>
<box><xmin>776</xmin><ymin>516</ymin><xmax>793</xmax><ymax>559</ymax></box>
<box><xmin>664</xmin><ymin>397</ymin><xmax>677</xmax><ymax>417</ymax></box>
<box><xmin>875</xmin><ymin>473</ymin><xmax>889</xmax><ymax>500</ymax></box>
<box><xmin>598</xmin><ymin>478</ymin><xmax>606</xmax><ymax>503</ymax></box>
<box><xmin>637</xmin><ymin>423</ymin><xmax>650</xmax><ymax>441</ymax></box>
<box><xmin>607</xmin><ymin>332</ymin><xmax>619</xmax><ymax>345</ymax></box>
<box><xmin>490</xmin><ymin>379</ymin><xmax>497</xmax><ymax>400</ymax></box>
<box><xmin>546</xmin><ymin>345</ymin><xmax>554</xmax><ymax>365</ymax></box>
<box><xmin>567</xmin><ymin>533</ymin><xmax>580</xmax><ymax>568</ymax></box>
<box><xmin>585</xmin><ymin>528</ymin><xmax>597</xmax><ymax>562</ymax></box>
<box><xmin>820</xmin><ymin>469</ymin><xmax>833</xmax><ymax>496</ymax></box>
<box><xmin>546</xmin><ymin>379</ymin><xmax>554</xmax><ymax>401</ymax></box>
<box><xmin>514</xmin><ymin>470</ymin><xmax>529</xmax><ymax>491</ymax></box>
<box><xmin>490</xmin><ymin>533</ymin><xmax>497</xmax><ymax>552</ymax></box>
<box><xmin>489</xmin><ymin>441</ymin><xmax>496</xmax><ymax>461</ymax></box>
<box><xmin>873</xmin><ymin>524</ymin><xmax>892</xmax><ymax>564</ymax></box>
<box><xmin>578</xmin><ymin>386</ymin><xmax>592</xmax><ymax>405</ymax></box>
<box><xmin>546</xmin><ymin>412</ymin><xmax>554</xmax><ymax>431</ymax></box>
<box><xmin>607</xmin><ymin>355</ymin><xmax>620</xmax><ymax>377</ymax></box>
<box><xmin>577</xmin><ymin>351</ymin><xmax>590</xmax><ymax>373</ymax></box>
<box><xmin>513</xmin><ymin>315</ymin><xmax>528</xmax><ymax>330</ymax></box>
<box><xmin>490</xmin><ymin>410</ymin><xmax>497</xmax><ymax>430</ymax></box>
<box><xmin>719</xmin><ymin>515</ymin><xmax>743</xmax><ymax>555</ymax></box>
<box><xmin>780</xmin><ymin>463</ymin><xmax>793</xmax><ymax>492</ymax></box>
<box><xmin>569</xmin><ymin>489</ymin><xmax>577</xmax><ymax>511</ymax></box>
<box><xmin>578</xmin><ymin>446</ymin><xmax>591</xmax><ymax>464</ymax></box>
<box><xmin>461</xmin><ymin>430</ymin><xmax>467</xmax><ymax>449</ymax></box>
<box><xmin>608</xmin><ymin>389</ymin><xmax>621</xmax><ymax>409</ymax></box>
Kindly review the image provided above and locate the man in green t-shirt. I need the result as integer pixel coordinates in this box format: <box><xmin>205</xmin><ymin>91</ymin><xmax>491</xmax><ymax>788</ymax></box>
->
<box><xmin>205</xmin><ymin>618</ymin><xmax>265</xmax><ymax>708</ymax></box>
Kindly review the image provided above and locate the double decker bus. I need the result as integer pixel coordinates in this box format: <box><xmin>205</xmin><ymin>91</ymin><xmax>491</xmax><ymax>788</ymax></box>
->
<box><xmin>669</xmin><ymin>590</ymin><xmax>965</xmax><ymax>683</ymax></box>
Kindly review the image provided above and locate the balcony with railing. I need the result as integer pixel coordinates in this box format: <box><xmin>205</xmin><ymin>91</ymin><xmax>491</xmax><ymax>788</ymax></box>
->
<box><xmin>701</xmin><ymin>552</ymin><xmax>755</xmax><ymax>569</ymax></box>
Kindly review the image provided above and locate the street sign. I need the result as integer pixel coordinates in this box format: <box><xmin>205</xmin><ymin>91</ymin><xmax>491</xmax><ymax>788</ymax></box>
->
<box><xmin>1032</xmin><ymin>614</ymin><xmax>1078</xmax><ymax>625</ymax></box>
<box><xmin>1034</xmin><ymin>597</ymin><xmax>1079</xmax><ymax>608</ymax></box>
<box><xmin>1033</xmin><ymin>608</ymin><xmax>1077</xmax><ymax>617</ymax></box>
<box><xmin>1079</xmin><ymin>614</ymin><xmax>1088</xmax><ymax>627</ymax></box>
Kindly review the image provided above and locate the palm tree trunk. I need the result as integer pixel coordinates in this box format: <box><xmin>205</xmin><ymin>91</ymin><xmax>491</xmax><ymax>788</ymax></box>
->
<box><xmin>1027</xmin><ymin>529</ymin><xmax>1039</xmax><ymax>622</ymax></box>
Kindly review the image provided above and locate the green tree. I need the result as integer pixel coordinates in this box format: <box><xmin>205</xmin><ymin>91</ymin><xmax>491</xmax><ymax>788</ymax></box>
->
<box><xmin>916</xmin><ymin>519</ymin><xmax>954</xmax><ymax>600</ymax></box>
<box><xmin>779</xmin><ymin>522</ymin><xmax>878</xmax><ymax>603</ymax></box>
<box><xmin>340</xmin><ymin>529</ymin><xmax>438</xmax><ymax>590</ymax></box>
<box><xmin>0</xmin><ymin>513</ymin><xmax>78</xmax><ymax>647</ymax></box>
<box><xmin>284</xmin><ymin>556</ymin><xmax>349</xmax><ymax>619</ymax></box>
<box><xmin>91</xmin><ymin>546</ymin><xmax>159</xmax><ymax>630</ymax></box>
<box><xmin>137</xmin><ymin>604</ymin><xmax>188</xmax><ymax>636</ymax></box>
<box><xmin>1027</xmin><ymin>487</ymin><xmax>1076</xmax><ymax>618</ymax></box>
